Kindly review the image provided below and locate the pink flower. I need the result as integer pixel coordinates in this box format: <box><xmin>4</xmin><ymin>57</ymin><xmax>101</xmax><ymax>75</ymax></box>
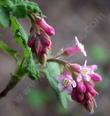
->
<box><xmin>70</xmin><ymin>60</ymin><xmax>102</xmax><ymax>113</ymax></box>
<box><xmin>57</xmin><ymin>72</ymin><xmax>76</xmax><ymax>94</ymax></box>
<box><xmin>28</xmin><ymin>31</ymin><xmax>52</xmax><ymax>60</ymax></box>
<box><xmin>36</xmin><ymin>18</ymin><xmax>55</xmax><ymax>36</ymax></box>
<box><xmin>63</xmin><ymin>36</ymin><xmax>87</xmax><ymax>57</ymax></box>
<box><xmin>28</xmin><ymin>35</ymin><xmax>36</xmax><ymax>53</ymax></box>
<box><xmin>71</xmin><ymin>60</ymin><xmax>102</xmax><ymax>82</ymax></box>
<box><xmin>36</xmin><ymin>31</ymin><xmax>52</xmax><ymax>56</ymax></box>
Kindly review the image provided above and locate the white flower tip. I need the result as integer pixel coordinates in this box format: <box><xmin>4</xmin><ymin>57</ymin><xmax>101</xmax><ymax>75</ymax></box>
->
<box><xmin>84</xmin><ymin>60</ymin><xmax>87</xmax><ymax>66</ymax></box>
<box><xmin>75</xmin><ymin>36</ymin><xmax>79</xmax><ymax>44</ymax></box>
<box><xmin>72</xmin><ymin>80</ymin><xmax>77</xmax><ymax>88</ymax></box>
<box><xmin>84</xmin><ymin>51</ymin><xmax>87</xmax><ymax>57</ymax></box>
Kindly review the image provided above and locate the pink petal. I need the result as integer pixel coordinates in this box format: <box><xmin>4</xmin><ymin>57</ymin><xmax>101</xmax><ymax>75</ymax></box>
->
<box><xmin>36</xmin><ymin>18</ymin><xmax>55</xmax><ymax>36</ymax></box>
<box><xmin>75</xmin><ymin>36</ymin><xmax>87</xmax><ymax>57</ymax></box>
<box><xmin>63</xmin><ymin>45</ymin><xmax>79</xmax><ymax>56</ymax></box>
<box><xmin>65</xmin><ymin>85</ymin><xmax>73</xmax><ymax>94</ymax></box>
<box><xmin>88</xmin><ymin>65</ymin><xmax>98</xmax><ymax>72</ymax></box>
<box><xmin>71</xmin><ymin>63</ymin><xmax>81</xmax><ymax>73</ymax></box>
<box><xmin>57</xmin><ymin>75</ymin><xmax>65</xmax><ymax>82</ymax></box>
<box><xmin>77</xmin><ymin>81</ymin><xmax>86</xmax><ymax>93</ymax></box>
<box><xmin>86</xmin><ymin>84</ymin><xmax>98</xmax><ymax>96</ymax></box>
<box><xmin>89</xmin><ymin>73</ymin><xmax>102</xmax><ymax>82</ymax></box>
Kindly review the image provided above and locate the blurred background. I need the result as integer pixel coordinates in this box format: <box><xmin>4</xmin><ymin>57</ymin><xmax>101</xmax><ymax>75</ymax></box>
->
<box><xmin>0</xmin><ymin>0</ymin><xmax>110</xmax><ymax>116</ymax></box>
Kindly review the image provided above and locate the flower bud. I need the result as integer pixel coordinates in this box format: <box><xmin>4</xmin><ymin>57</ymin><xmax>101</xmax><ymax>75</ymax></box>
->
<box><xmin>63</xmin><ymin>36</ymin><xmax>87</xmax><ymax>57</ymax></box>
<box><xmin>36</xmin><ymin>18</ymin><xmax>55</xmax><ymax>36</ymax></box>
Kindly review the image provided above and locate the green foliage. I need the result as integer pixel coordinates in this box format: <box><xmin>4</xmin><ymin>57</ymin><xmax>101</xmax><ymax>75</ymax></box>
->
<box><xmin>25</xmin><ymin>1</ymin><xmax>43</xmax><ymax>15</ymax></box>
<box><xmin>0</xmin><ymin>6</ymin><xmax>10</xmax><ymax>27</ymax></box>
<box><xmin>11</xmin><ymin>16</ymin><xmax>29</xmax><ymax>56</ymax></box>
<box><xmin>45</xmin><ymin>62</ymin><xmax>71</xmax><ymax>108</ymax></box>
<box><xmin>12</xmin><ymin>3</ymin><xmax>27</xmax><ymax>18</ymax></box>
<box><xmin>0</xmin><ymin>0</ymin><xmax>71</xmax><ymax>110</ymax></box>
<box><xmin>11</xmin><ymin>16</ymin><xmax>40</xmax><ymax>80</ymax></box>
<box><xmin>90</xmin><ymin>45</ymin><xmax>108</xmax><ymax>62</ymax></box>
<box><xmin>59</xmin><ymin>91</ymin><xmax>72</xmax><ymax>109</ymax></box>
<box><xmin>26</xmin><ymin>88</ymin><xmax>49</xmax><ymax>107</ymax></box>
<box><xmin>0</xmin><ymin>0</ymin><xmax>43</xmax><ymax>19</ymax></box>
<box><xmin>0</xmin><ymin>41</ymin><xmax>18</xmax><ymax>60</ymax></box>
<box><xmin>27</xmin><ymin>54</ymin><xmax>40</xmax><ymax>80</ymax></box>
<box><xmin>45</xmin><ymin>62</ymin><xmax>60</xmax><ymax>92</ymax></box>
<box><xmin>0</xmin><ymin>0</ymin><xmax>10</xmax><ymax>6</ymax></box>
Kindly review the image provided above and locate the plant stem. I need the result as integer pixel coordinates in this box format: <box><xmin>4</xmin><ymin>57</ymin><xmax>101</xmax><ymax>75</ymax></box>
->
<box><xmin>47</xmin><ymin>58</ymin><xmax>69</xmax><ymax>65</ymax></box>
<box><xmin>0</xmin><ymin>58</ymin><xmax>26</xmax><ymax>98</ymax></box>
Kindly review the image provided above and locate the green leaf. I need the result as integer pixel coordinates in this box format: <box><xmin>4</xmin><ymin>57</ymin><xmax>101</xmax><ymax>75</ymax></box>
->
<box><xmin>11</xmin><ymin>16</ymin><xmax>39</xmax><ymax>80</ymax></box>
<box><xmin>0</xmin><ymin>0</ymin><xmax>9</xmax><ymax>6</ymax></box>
<box><xmin>11</xmin><ymin>0</ymin><xmax>24</xmax><ymax>4</ymax></box>
<box><xmin>0</xmin><ymin>41</ymin><xmax>18</xmax><ymax>60</ymax></box>
<box><xmin>59</xmin><ymin>91</ymin><xmax>72</xmax><ymax>109</ymax></box>
<box><xmin>0</xmin><ymin>6</ymin><xmax>10</xmax><ymax>27</ymax></box>
<box><xmin>12</xmin><ymin>4</ymin><xmax>27</xmax><ymax>18</ymax></box>
<box><xmin>26</xmin><ymin>1</ymin><xmax>43</xmax><ymax>15</ymax></box>
<box><xmin>45</xmin><ymin>62</ymin><xmax>71</xmax><ymax>108</ymax></box>
<box><xmin>27</xmin><ymin>54</ymin><xmax>39</xmax><ymax>80</ymax></box>
<box><xmin>45</xmin><ymin>62</ymin><xmax>61</xmax><ymax>92</ymax></box>
<box><xmin>10</xmin><ymin>16</ymin><xmax>29</xmax><ymax>57</ymax></box>
<box><xmin>26</xmin><ymin>88</ymin><xmax>48</xmax><ymax>107</ymax></box>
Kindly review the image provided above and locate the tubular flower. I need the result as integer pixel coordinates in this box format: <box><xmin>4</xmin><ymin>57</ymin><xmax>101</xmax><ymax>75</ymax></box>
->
<box><xmin>36</xmin><ymin>18</ymin><xmax>55</xmax><ymax>36</ymax></box>
<box><xmin>71</xmin><ymin>60</ymin><xmax>102</xmax><ymax>113</ymax></box>
<box><xmin>57</xmin><ymin>71</ymin><xmax>76</xmax><ymax>94</ymax></box>
<box><xmin>63</xmin><ymin>36</ymin><xmax>87</xmax><ymax>57</ymax></box>
<box><xmin>71</xmin><ymin>60</ymin><xmax>102</xmax><ymax>82</ymax></box>
<box><xmin>28</xmin><ymin>31</ymin><xmax>52</xmax><ymax>64</ymax></box>
<box><xmin>35</xmin><ymin>31</ymin><xmax>52</xmax><ymax>56</ymax></box>
<box><xmin>28</xmin><ymin>35</ymin><xmax>36</xmax><ymax>53</ymax></box>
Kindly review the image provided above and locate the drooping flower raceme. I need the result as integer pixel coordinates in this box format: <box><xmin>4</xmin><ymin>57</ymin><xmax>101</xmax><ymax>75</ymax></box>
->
<box><xmin>57</xmin><ymin>71</ymin><xmax>76</xmax><ymax>94</ymax></box>
<box><xmin>71</xmin><ymin>60</ymin><xmax>102</xmax><ymax>113</ymax></box>
<box><xmin>63</xmin><ymin>36</ymin><xmax>87</xmax><ymax>57</ymax></box>
<box><xmin>28</xmin><ymin>17</ymin><xmax>55</xmax><ymax>64</ymax></box>
<box><xmin>28</xmin><ymin>12</ymin><xmax>102</xmax><ymax>113</ymax></box>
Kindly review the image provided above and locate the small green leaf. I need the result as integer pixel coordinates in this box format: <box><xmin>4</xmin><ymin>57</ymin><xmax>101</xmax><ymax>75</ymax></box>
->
<box><xmin>27</xmin><ymin>54</ymin><xmax>39</xmax><ymax>80</ymax></box>
<box><xmin>45</xmin><ymin>62</ymin><xmax>61</xmax><ymax>92</ymax></box>
<box><xmin>0</xmin><ymin>41</ymin><xmax>18</xmax><ymax>60</ymax></box>
<box><xmin>0</xmin><ymin>6</ymin><xmax>10</xmax><ymax>27</ymax></box>
<box><xmin>11</xmin><ymin>16</ymin><xmax>30</xmax><ymax>57</ymax></box>
<box><xmin>12</xmin><ymin>4</ymin><xmax>27</xmax><ymax>18</ymax></box>
<box><xmin>26</xmin><ymin>1</ymin><xmax>43</xmax><ymax>15</ymax></box>
<box><xmin>59</xmin><ymin>91</ymin><xmax>72</xmax><ymax>109</ymax></box>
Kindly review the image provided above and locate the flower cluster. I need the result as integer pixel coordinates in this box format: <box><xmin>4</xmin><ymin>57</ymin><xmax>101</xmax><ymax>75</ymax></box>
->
<box><xmin>57</xmin><ymin>37</ymin><xmax>102</xmax><ymax>113</ymax></box>
<box><xmin>28</xmin><ymin>17</ymin><xmax>55</xmax><ymax>64</ymax></box>
<box><xmin>27</xmin><ymin>13</ymin><xmax>102</xmax><ymax>113</ymax></box>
